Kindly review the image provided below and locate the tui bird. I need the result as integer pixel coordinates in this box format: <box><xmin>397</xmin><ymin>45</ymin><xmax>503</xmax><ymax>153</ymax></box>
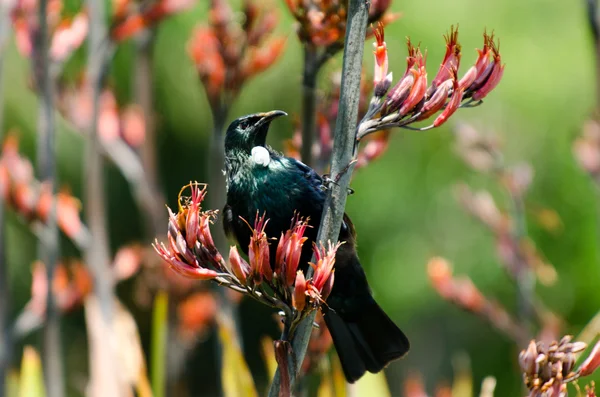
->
<box><xmin>222</xmin><ymin>110</ymin><xmax>410</xmax><ymax>383</ymax></box>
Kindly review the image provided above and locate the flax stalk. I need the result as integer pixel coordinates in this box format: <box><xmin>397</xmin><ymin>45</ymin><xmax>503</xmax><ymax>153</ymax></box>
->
<box><xmin>268</xmin><ymin>1</ymin><xmax>371</xmax><ymax>394</ymax></box>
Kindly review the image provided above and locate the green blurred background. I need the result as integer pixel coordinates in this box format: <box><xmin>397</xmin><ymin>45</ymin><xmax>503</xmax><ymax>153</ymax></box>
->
<box><xmin>4</xmin><ymin>0</ymin><xmax>600</xmax><ymax>395</ymax></box>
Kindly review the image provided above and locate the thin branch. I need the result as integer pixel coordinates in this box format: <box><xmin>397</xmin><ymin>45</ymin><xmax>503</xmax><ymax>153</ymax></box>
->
<box><xmin>268</xmin><ymin>0</ymin><xmax>371</xmax><ymax>394</ymax></box>
<box><xmin>301</xmin><ymin>46</ymin><xmax>318</xmax><ymax>167</ymax></box>
<box><xmin>85</xmin><ymin>0</ymin><xmax>114</xmax><ymax>325</ymax></box>
<box><xmin>84</xmin><ymin>0</ymin><xmax>120</xmax><ymax>393</ymax></box>
<box><xmin>34</xmin><ymin>0</ymin><xmax>64</xmax><ymax>395</ymax></box>
<box><xmin>0</xmin><ymin>0</ymin><xmax>10</xmax><ymax>390</ymax></box>
<box><xmin>134</xmin><ymin>33</ymin><xmax>167</xmax><ymax>237</ymax></box>
<box><xmin>507</xmin><ymin>190</ymin><xmax>534</xmax><ymax>341</ymax></box>
<box><xmin>587</xmin><ymin>0</ymin><xmax>600</xmax><ymax>107</ymax></box>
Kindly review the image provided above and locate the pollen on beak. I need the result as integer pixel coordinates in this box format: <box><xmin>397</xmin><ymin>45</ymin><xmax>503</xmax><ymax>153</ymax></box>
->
<box><xmin>257</xmin><ymin>110</ymin><xmax>287</xmax><ymax>125</ymax></box>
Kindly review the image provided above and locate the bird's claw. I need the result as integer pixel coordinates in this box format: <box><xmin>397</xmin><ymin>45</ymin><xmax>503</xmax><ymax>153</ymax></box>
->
<box><xmin>320</xmin><ymin>174</ymin><xmax>355</xmax><ymax>195</ymax></box>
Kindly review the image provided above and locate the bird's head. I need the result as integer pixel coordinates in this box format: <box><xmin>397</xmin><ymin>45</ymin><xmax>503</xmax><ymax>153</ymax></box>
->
<box><xmin>225</xmin><ymin>110</ymin><xmax>287</xmax><ymax>153</ymax></box>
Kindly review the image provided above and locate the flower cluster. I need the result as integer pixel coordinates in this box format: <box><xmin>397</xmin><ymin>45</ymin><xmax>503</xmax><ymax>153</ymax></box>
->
<box><xmin>14</xmin><ymin>245</ymin><xmax>143</xmax><ymax>336</ymax></box>
<box><xmin>284</xmin><ymin>0</ymin><xmax>397</xmax><ymax>49</ymax></box>
<box><xmin>0</xmin><ymin>134</ymin><xmax>88</xmax><ymax>248</ymax></box>
<box><xmin>11</xmin><ymin>0</ymin><xmax>88</xmax><ymax>64</ymax></box>
<box><xmin>110</xmin><ymin>0</ymin><xmax>196</xmax><ymax>41</ymax></box>
<box><xmin>187</xmin><ymin>0</ymin><xmax>285</xmax><ymax>114</ymax></box>
<box><xmin>58</xmin><ymin>78</ymin><xmax>146</xmax><ymax>148</ymax></box>
<box><xmin>519</xmin><ymin>337</ymin><xmax>600</xmax><ymax>397</ymax></box>
<box><xmin>453</xmin><ymin>123</ymin><xmax>560</xmax><ymax>284</ymax></box>
<box><xmin>428</xmin><ymin>257</ymin><xmax>527</xmax><ymax>342</ymax></box>
<box><xmin>153</xmin><ymin>182</ymin><xmax>339</xmax><ymax>330</ymax></box>
<box><xmin>357</xmin><ymin>25</ymin><xmax>505</xmax><ymax>139</ymax></box>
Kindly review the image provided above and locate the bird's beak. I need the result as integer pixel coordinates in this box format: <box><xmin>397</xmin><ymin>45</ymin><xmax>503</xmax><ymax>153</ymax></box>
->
<box><xmin>256</xmin><ymin>110</ymin><xmax>287</xmax><ymax>127</ymax></box>
<box><xmin>249</xmin><ymin>110</ymin><xmax>287</xmax><ymax>147</ymax></box>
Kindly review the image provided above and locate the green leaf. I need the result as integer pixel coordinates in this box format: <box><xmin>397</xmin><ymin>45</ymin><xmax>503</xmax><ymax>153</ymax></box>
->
<box><xmin>217</xmin><ymin>313</ymin><xmax>258</xmax><ymax>397</ymax></box>
<box><xmin>18</xmin><ymin>346</ymin><xmax>45</xmax><ymax>397</ymax></box>
<box><xmin>355</xmin><ymin>371</ymin><xmax>390</xmax><ymax>397</ymax></box>
<box><xmin>6</xmin><ymin>370</ymin><xmax>20</xmax><ymax>397</ymax></box>
<box><xmin>151</xmin><ymin>290</ymin><xmax>169</xmax><ymax>397</ymax></box>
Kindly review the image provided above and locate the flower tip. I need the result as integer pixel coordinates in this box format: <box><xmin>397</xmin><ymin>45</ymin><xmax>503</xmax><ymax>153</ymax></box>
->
<box><xmin>579</xmin><ymin>340</ymin><xmax>600</xmax><ymax>377</ymax></box>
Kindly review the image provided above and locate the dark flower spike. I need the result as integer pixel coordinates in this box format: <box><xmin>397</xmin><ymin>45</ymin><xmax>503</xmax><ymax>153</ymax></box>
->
<box><xmin>154</xmin><ymin>183</ymin><xmax>341</xmax><ymax>335</ymax></box>
<box><xmin>356</xmin><ymin>26</ymin><xmax>504</xmax><ymax>140</ymax></box>
<box><xmin>519</xmin><ymin>337</ymin><xmax>600</xmax><ymax>395</ymax></box>
<box><xmin>187</xmin><ymin>0</ymin><xmax>286</xmax><ymax>115</ymax></box>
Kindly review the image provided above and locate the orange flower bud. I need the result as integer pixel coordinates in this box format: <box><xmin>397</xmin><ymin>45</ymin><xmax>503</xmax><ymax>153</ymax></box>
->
<box><xmin>431</xmin><ymin>25</ymin><xmax>461</xmax><ymax>89</ymax></box>
<box><xmin>398</xmin><ymin>57</ymin><xmax>427</xmax><ymax>116</ymax></box>
<box><xmin>229</xmin><ymin>245</ymin><xmax>250</xmax><ymax>284</ymax></box>
<box><xmin>248</xmin><ymin>213</ymin><xmax>271</xmax><ymax>282</ymax></box>
<box><xmin>293</xmin><ymin>271</ymin><xmax>306</xmax><ymax>312</ymax></box>
<box><xmin>433</xmin><ymin>78</ymin><xmax>462</xmax><ymax>127</ymax></box>
<box><xmin>578</xmin><ymin>340</ymin><xmax>600</xmax><ymax>377</ymax></box>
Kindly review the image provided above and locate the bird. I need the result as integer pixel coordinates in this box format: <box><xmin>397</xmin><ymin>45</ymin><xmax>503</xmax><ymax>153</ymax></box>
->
<box><xmin>222</xmin><ymin>110</ymin><xmax>410</xmax><ymax>383</ymax></box>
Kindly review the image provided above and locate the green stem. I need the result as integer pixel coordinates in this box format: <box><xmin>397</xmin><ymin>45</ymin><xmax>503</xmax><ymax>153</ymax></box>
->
<box><xmin>35</xmin><ymin>0</ymin><xmax>64</xmax><ymax>394</ymax></box>
<box><xmin>301</xmin><ymin>46</ymin><xmax>318</xmax><ymax>168</ymax></box>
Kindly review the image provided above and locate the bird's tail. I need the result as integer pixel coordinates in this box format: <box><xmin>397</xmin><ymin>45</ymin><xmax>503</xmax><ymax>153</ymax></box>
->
<box><xmin>323</xmin><ymin>298</ymin><xmax>410</xmax><ymax>383</ymax></box>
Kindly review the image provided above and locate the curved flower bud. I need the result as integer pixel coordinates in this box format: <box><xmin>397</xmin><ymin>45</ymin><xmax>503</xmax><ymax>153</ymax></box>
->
<box><xmin>519</xmin><ymin>340</ymin><xmax>538</xmax><ymax>376</ymax></box>
<box><xmin>274</xmin><ymin>215</ymin><xmax>310</xmax><ymax>285</ymax></box>
<box><xmin>248</xmin><ymin>213</ymin><xmax>271</xmax><ymax>283</ymax></box>
<box><xmin>459</xmin><ymin>32</ymin><xmax>493</xmax><ymax>91</ymax></box>
<box><xmin>433</xmin><ymin>77</ymin><xmax>463</xmax><ymax>127</ymax></box>
<box><xmin>229</xmin><ymin>245</ymin><xmax>250</xmax><ymax>284</ymax></box>
<box><xmin>578</xmin><ymin>340</ymin><xmax>600</xmax><ymax>377</ymax></box>
<box><xmin>472</xmin><ymin>42</ymin><xmax>504</xmax><ymax>101</ymax></box>
<box><xmin>308</xmin><ymin>241</ymin><xmax>340</xmax><ymax>303</ymax></box>
<box><xmin>417</xmin><ymin>79</ymin><xmax>453</xmax><ymax>121</ymax></box>
<box><xmin>398</xmin><ymin>53</ymin><xmax>427</xmax><ymax>116</ymax></box>
<box><xmin>383</xmin><ymin>39</ymin><xmax>419</xmax><ymax>114</ymax></box>
<box><xmin>372</xmin><ymin>22</ymin><xmax>390</xmax><ymax>96</ymax></box>
<box><xmin>293</xmin><ymin>271</ymin><xmax>307</xmax><ymax>312</ymax></box>
<box><xmin>431</xmin><ymin>25</ymin><xmax>461</xmax><ymax>91</ymax></box>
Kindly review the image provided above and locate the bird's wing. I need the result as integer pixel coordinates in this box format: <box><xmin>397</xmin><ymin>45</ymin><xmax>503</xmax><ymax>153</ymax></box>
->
<box><xmin>285</xmin><ymin>157</ymin><xmax>358</xmax><ymax>242</ymax></box>
<box><xmin>287</xmin><ymin>157</ymin><xmax>325</xmax><ymax>191</ymax></box>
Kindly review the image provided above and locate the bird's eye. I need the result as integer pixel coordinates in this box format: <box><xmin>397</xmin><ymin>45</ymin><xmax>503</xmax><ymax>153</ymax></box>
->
<box><xmin>239</xmin><ymin>120</ymin><xmax>250</xmax><ymax>130</ymax></box>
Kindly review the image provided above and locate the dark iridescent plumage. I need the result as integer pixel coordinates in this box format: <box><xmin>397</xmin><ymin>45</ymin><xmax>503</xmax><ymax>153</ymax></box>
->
<box><xmin>223</xmin><ymin>111</ymin><xmax>410</xmax><ymax>382</ymax></box>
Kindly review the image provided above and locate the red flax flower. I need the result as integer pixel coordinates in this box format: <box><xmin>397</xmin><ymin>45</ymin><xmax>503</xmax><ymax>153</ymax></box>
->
<box><xmin>357</xmin><ymin>26</ymin><xmax>505</xmax><ymax>140</ymax></box>
<box><xmin>187</xmin><ymin>0</ymin><xmax>286</xmax><ymax>115</ymax></box>
<box><xmin>110</xmin><ymin>0</ymin><xmax>196</xmax><ymax>41</ymax></box>
<box><xmin>153</xmin><ymin>183</ymin><xmax>341</xmax><ymax>335</ymax></box>
<box><xmin>307</xmin><ymin>242</ymin><xmax>339</xmax><ymax>302</ymax></box>
<box><xmin>11</xmin><ymin>0</ymin><xmax>88</xmax><ymax>65</ymax></box>
<box><xmin>284</xmin><ymin>0</ymin><xmax>398</xmax><ymax>49</ymax></box>
<box><xmin>0</xmin><ymin>134</ymin><xmax>89</xmax><ymax>247</ymax></box>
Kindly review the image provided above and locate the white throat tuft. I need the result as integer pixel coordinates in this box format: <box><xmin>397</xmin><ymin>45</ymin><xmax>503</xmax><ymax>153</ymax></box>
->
<box><xmin>251</xmin><ymin>146</ymin><xmax>271</xmax><ymax>167</ymax></box>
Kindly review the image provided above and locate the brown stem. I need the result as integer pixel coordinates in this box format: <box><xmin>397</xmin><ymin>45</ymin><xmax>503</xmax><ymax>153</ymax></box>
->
<box><xmin>508</xmin><ymin>189</ymin><xmax>534</xmax><ymax>344</ymax></box>
<box><xmin>268</xmin><ymin>0</ymin><xmax>371</xmax><ymax>394</ymax></box>
<box><xmin>85</xmin><ymin>0</ymin><xmax>114</xmax><ymax>327</ymax></box>
<box><xmin>301</xmin><ymin>46</ymin><xmax>318</xmax><ymax>168</ymax></box>
<box><xmin>34</xmin><ymin>0</ymin><xmax>64</xmax><ymax>395</ymax></box>
<box><xmin>84</xmin><ymin>0</ymin><xmax>120</xmax><ymax>392</ymax></box>
<box><xmin>134</xmin><ymin>34</ymin><xmax>167</xmax><ymax>238</ymax></box>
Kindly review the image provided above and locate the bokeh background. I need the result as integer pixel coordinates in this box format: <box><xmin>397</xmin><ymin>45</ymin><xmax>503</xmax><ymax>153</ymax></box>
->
<box><xmin>2</xmin><ymin>0</ymin><xmax>600</xmax><ymax>396</ymax></box>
